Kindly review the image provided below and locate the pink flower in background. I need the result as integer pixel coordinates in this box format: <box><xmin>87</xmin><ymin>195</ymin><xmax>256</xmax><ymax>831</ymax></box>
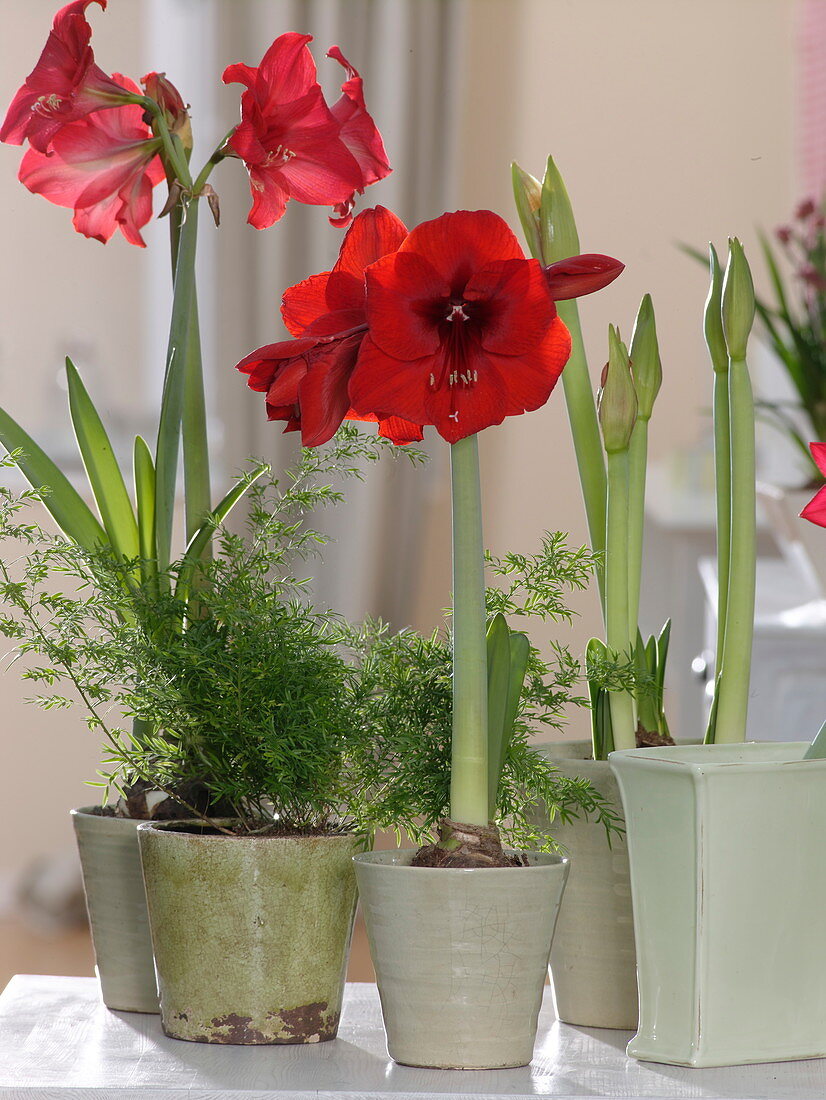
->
<box><xmin>18</xmin><ymin>74</ymin><xmax>164</xmax><ymax>246</ymax></box>
<box><xmin>0</xmin><ymin>1</ymin><xmax>136</xmax><ymax>153</ymax></box>
<box><xmin>800</xmin><ymin>443</ymin><xmax>826</xmax><ymax>526</ymax></box>
<box><xmin>223</xmin><ymin>33</ymin><xmax>389</xmax><ymax>230</ymax></box>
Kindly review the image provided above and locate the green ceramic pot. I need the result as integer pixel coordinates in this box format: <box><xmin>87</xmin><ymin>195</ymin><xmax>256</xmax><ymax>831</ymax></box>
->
<box><xmin>354</xmin><ymin>849</ymin><xmax>569</xmax><ymax>1069</ymax></box>
<box><xmin>71</xmin><ymin>808</ymin><xmax>159</xmax><ymax>1014</ymax></box>
<box><xmin>530</xmin><ymin>741</ymin><xmax>637</xmax><ymax>1029</ymax></box>
<box><xmin>138</xmin><ymin>822</ymin><xmax>358</xmax><ymax>1044</ymax></box>
<box><xmin>611</xmin><ymin>742</ymin><xmax>826</xmax><ymax>1067</ymax></box>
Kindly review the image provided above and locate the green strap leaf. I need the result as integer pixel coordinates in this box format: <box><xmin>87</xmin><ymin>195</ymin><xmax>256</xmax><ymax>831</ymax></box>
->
<box><xmin>486</xmin><ymin>613</ymin><xmax>512</xmax><ymax>818</ymax></box>
<box><xmin>66</xmin><ymin>358</ymin><xmax>139</xmax><ymax>569</ymax></box>
<box><xmin>0</xmin><ymin>407</ymin><xmax>107</xmax><ymax>552</ymax></box>
<box><xmin>587</xmin><ymin>637</ymin><xmax>614</xmax><ymax>760</ymax></box>
<box><xmin>133</xmin><ymin>436</ymin><xmax>157</xmax><ymax>591</ymax></box>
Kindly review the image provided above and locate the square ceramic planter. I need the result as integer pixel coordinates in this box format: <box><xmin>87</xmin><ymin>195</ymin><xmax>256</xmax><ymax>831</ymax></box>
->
<box><xmin>609</xmin><ymin>742</ymin><xmax>826</xmax><ymax>1067</ymax></box>
<box><xmin>354</xmin><ymin>849</ymin><xmax>569</xmax><ymax>1069</ymax></box>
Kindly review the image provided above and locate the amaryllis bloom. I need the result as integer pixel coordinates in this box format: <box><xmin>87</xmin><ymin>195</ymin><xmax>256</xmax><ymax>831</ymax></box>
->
<box><xmin>326</xmin><ymin>47</ymin><xmax>391</xmax><ymax>228</ymax></box>
<box><xmin>349</xmin><ymin>209</ymin><xmax>573</xmax><ymax>444</ymax></box>
<box><xmin>0</xmin><ymin>1</ymin><xmax>135</xmax><ymax>154</ymax></box>
<box><xmin>235</xmin><ymin>206</ymin><xmax>422</xmax><ymax>447</ymax></box>
<box><xmin>800</xmin><ymin>443</ymin><xmax>826</xmax><ymax>526</ymax></box>
<box><xmin>222</xmin><ymin>33</ymin><xmax>388</xmax><ymax>230</ymax></box>
<box><xmin>18</xmin><ymin>74</ymin><xmax>164</xmax><ymax>246</ymax></box>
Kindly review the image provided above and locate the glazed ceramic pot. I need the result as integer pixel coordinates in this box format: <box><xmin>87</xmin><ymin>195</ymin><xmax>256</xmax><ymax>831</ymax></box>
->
<box><xmin>354</xmin><ymin>849</ymin><xmax>569</xmax><ymax>1069</ymax></box>
<box><xmin>71</xmin><ymin>808</ymin><xmax>159</xmax><ymax>1013</ymax></box>
<box><xmin>530</xmin><ymin>741</ymin><xmax>637</xmax><ymax>1028</ymax></box>
<box><xmin>610</xmin><ymin>742</ymin><xmax>826</xmax><ymax>1067</ymax></box>
<box><xmin>138</xmin><ymin>822</ymin><xmax>358</xmax><ymax>1044</ymax></box>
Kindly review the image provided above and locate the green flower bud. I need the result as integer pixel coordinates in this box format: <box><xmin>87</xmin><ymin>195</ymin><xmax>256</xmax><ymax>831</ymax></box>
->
<box><xmin>704</xmin><ymin>242</ymin><xmax>728</xmax><ymax>373</ymax></box>
<box><xmin>629</xmin><ymin>294</ymin><xmax>662</xmax><ymax>420</ymax></box>
<box><xmin>539</xmin><ymin>155</ymin><xmax>580</xmax><ymax>264</ymax></box>
<box><xmin>598</xmin><ymin>326</ymin><xmax>638</xmax><ymax>453</ymax></box>
<box><xmin>511</xmin><ymin>162</ymin><xmax>542</xmax><ymax>260</ymax></box>
<box><xmin>721</xmin><ymin>237</ymin><xmax>755</xmax><ymax>361</ymax></box>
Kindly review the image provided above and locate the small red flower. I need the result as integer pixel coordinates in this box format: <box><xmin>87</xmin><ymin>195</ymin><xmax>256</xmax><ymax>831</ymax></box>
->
<box><xmin>800</xmin><ymin>443</ymin><xmax>826</xmax><ymax>527</ymax></box>
<box><xmin>223</xmin><ymin>33</ymin><xmax>387</xmax><ymax>231</ymax></box>
<box><xmin>326</xmin><ymin>47</ymin><xmax>391</xmax><ymax>228</ymax></box>
<box><xmin>349</xmin><ymin>209</ymin><xmax>573</xmax><ymax>444</ymax></box>
<box><xmin>17</xmin><ymin>74</ymin><xmax>164</xmax><ymax>246</ymax></box>
<box><xmin>0</xmin><ymin>1</ymin><xmax>135</xmax><ymax>154</ymax></box>
<box><xmin>235</xmin><ymin>206</ymin><xmax>422</xmax><ymax>447</ymax></box>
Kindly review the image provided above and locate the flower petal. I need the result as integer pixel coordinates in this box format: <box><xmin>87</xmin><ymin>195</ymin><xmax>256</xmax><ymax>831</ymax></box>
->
<box><xmin>397</xmin><ymin>209</ymin><xmax>524</xmax><ymax>290</ymax></box>
<box><xmin>349</xmin><ymin>336</ymin><xmax>434</xmax><ymax>425</ymax></box>
<box><xmin>327</xmin><ymin>46</ymin><xmax>391</xmax><ymax>189</ymax></box>
<box><xmin>800</xmin><ymin>484</ymin><xmax>826</xmax><ymax>528</ymax></box>
<box><xmin>465</xmin><ymin>258</ymin><xmax>554</xmax><ymax>355</ymax></box>
<box><xmin>235</xmin><ymin>337</ymin><xmax>317</xmax><ymax>390</ymax></box>
<box><xmin>334</xmin><ymin>206</ymin><xmax>408</xmax><ymax>279</ymax></box>
<box><xmin>365</xmin><ymin>250</ymin><xmax>448</xmax><ymax>359</ymax></box>
<box><xmin>281</xmin><ymin>272</ymin><xmax>332</xmax><ymax>335</ymax></box>
<box><xmin>810</xmin><ymin>442</ymin><xmax>826</xmax><ymax>479</ymax></box>
<box><xmin>295</xmin><ymin>334</ymin><xmax>363</xmax><ymax>446</ymax></box>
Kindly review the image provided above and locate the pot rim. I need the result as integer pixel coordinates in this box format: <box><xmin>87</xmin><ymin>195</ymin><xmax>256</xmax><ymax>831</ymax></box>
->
<box><xmin>137</xmin><ymin>818</ymin><xmax>360</xmax><ymax>842</ymax></box>
<box><xmin>353</xmin><ymin>848</ymin><xmax>568</xmax><ymax>873</ymax></box>
<box><xmin>609</xmin><ymin>740</ymin><xmax>826</xmax><ymax>772</ymax></box>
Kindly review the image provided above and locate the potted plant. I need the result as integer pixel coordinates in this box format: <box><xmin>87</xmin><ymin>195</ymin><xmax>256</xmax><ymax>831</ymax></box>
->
<box><xmin>511</xmin><ymin>157</ymin><xmax>671</xmax><ymax>1030</ymax></box>
<box><xmin>610</xmin><ymin>240</ymin><xmax>826</xmax><ymax>1068</ymax></box>
<box><xmin>0</xmin><ymin>2</ymin><xmax>392</xmax><ymax>1012</ymax></box>
<box><xmin>232</xmin><ymin>201</ymin><xmax>623</xmax><ymax>1067</ymax></box>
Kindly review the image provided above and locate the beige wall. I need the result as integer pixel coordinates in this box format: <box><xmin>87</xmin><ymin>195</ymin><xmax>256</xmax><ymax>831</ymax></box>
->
<box><xmin>0</xmin><ymin>0</ymin><xmax>799</xmax><ymax>880</ymax></box>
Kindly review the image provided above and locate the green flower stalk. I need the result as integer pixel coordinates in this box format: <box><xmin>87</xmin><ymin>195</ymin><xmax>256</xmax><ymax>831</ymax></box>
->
<box><xmin>512</xmin><ymin>158</ymin><xmax>607</xmax><ymax>598</ymax></box>
<box><xmin>713</xmin><ymin>238</ymin><xmax>756</xmax><ymax>744</ymax></box>
<box><xmin>598</xmin><ymin>326</ymin><xmax>638</xmax><ymax>750</ymax></box>
<box><xmin>449</xmin><ymin>435</ymin><xmax>489</xmax><ymax>826</ymax></box>
<box><xmin>627</xmin><ymin>295</ymin><xmax>662</xmax><ymax>638</ymax></box>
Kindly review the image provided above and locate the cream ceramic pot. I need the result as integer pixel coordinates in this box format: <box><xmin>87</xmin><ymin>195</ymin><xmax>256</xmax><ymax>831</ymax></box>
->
<box><xmin>138</xmin><ymin>823</ymin><xmax>358</xmax><ymax>1044</ymax></box>
<box><xmin>354</xmin><ymin>849</ymin><xmax>569</xmax><ymax>1070</ymax></box>
<box><xmin>530</xmin><ymin>741</ymin><xmax>637</xmax><ymax>1028</ymax></box>
<box><xmin>610</xmin><ymin>742</ymin><xmax>826</xmax><ymax>1067</ymax></box>
<box><xmin>71</xmin><ymin>808</ymin><xmax>159</xmax><ymax>1013</ymax></box>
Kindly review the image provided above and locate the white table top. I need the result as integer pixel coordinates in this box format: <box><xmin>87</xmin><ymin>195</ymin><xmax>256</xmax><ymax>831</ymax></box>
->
<box><xmin>2</xmin><ymin>975</ymin><xmax>825</xmax><ymax>1100</ymax></box>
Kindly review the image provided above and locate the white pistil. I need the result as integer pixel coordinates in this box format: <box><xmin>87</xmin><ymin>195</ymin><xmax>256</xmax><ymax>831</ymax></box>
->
<box><xmin>429</xmin><ymin>373</ymin><xmax>435</xmax><ymax>386</ymax></box>
<box><xmin>445</xmin><ymin>302</ymin><xmax>470</xmax><ymax>323</ymax></box>
<box><xmin>449</xmin><ymin>411</ymin><xmax>459</xmax><ymax>421</ymax></box>
<box><xmin>32</xmin><ymin>93</ymin><xmax>63</xmax><ymax>116</ymax></box>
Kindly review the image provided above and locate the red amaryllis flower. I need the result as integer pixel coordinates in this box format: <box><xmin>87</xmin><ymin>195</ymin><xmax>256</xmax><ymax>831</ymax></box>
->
<box><xmin>349</xmin><ymin>209</ymin><xmax>573</xmax><ymax>444</ymax></box>
<box><xmin>800</xmin><ymin>443</ymin><xmax>826</xmax><ymax>526</ymax></box>
<box><xmin>326</xmin><ymin>47</ymin><xmax>391</xmax><ymax>228</ymax></box>
<box><xmin>235</xmin><ymin>206</ymin><xmax>422</xmax><ymax>447</ymax></box>
<box><xmin>17</xmin><ymin>74</ymin><xmax>164</xmax><ymax>245</ymax></box>
<box><xmin>223</xmin><ymin>33</ymin><xmax>386</xmax><ymax>231</ymax></box>
<box><xmin>0</xmin><ymin>1</ymin><xmax>135</xmax><ymax>154</ymax></box>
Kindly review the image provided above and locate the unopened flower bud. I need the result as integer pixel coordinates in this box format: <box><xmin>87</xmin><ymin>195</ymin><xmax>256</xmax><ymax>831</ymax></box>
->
<box><xmin>539</xmin><ymin>155</ymin><xmax>580</xmax><ymax>264</ymax></box>
<box><xmin>629</xmin><ymin>294</ymin><xmax>662</xmax><ymax>420</ymax></box>
<box><xmin>543</xmin><ymin>254</ymin><xmax>625</xmax><ymax>301</ymax></box>
<box><xmin>511</xmin><ymin>162</ymin><xmax>542</xmax><ymax>259</ymax></box>
<box><xmin>141</xmin><ymin>71</ymin><xmax>192</xmax><ymax>151</ymax></box>
<box><xmin>721</xmin><ymin>237</ymin><xmax>755</xmax><ymax>361</ymax></box>
<box><xmin>598</xmin><ymin>326</ymin><xmax>637</xmax><ymax>453</ymax></box>
<box><xmin>704</xmin><ymin>243</ymin><xmax>727</xmax><ymax>374</ymax></box>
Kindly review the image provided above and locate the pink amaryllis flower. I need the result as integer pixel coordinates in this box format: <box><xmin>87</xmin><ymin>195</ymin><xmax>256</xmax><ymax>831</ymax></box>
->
<box><xmin>800</xmin><ymin>443</ymin><xmax>826</xmax><ymax>526</ymax></box>
<box><xmin>0</xmin><ymin>1</ymin><xmax>136</xmax><ymax>154</ymax></box>
<box><xmin>349</xmin><ymin>209</ymin><xmax>574</xmax><ymax>444</ymax></box>
<box><xmin>223</xmin><ymin>33</ymin><xmax>389</xmax><ymax>230</ymax></box>
<box><xmin>17</xmin><ymin>74</ymin><xmax>165</xmax><ymax>245</ymax></box>
<box><xmin>235</xmin><ymin>206</ymin><xmax>421</xmax><ymax>447</ymax></box>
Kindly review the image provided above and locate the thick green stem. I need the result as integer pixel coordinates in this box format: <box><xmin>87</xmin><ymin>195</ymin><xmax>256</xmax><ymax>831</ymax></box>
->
<box><xmin>714</xmin><ymin>356</ymin><xmax>755</xmax><ymax>743</ymax></box>
<box><xmin>449</xmin><ymin>435</ymin><xmax>489</xmax><ymax>827</ymax></box>
<box><xmin>626</xmin><ymin>415</ymin><xmax>649</xmax><ymax>644</ymax></box>
<box><xmin>155</xmin><ymin>199</ymin><xmax>200</xmax><ymax>572</ymax></box>
<box><xmin>711</xmin><ymin>367</ymin><xmax>731</xmax><ymax>716</ymax></box>
<box><xmin>606</xmin><ymin>448</ymin><xmax>636</xmax><ymax>749</ymax></box>
<box><xmin>557</xmin><ymin>299</ymin><xmax>607</xmax><ymax>613</ymax></box>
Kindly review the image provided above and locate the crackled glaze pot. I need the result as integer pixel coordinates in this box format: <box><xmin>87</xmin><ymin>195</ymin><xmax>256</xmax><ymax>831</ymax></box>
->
<box><xmin>610</xmin><ymin>742</ymin><xmax>826</xmax><ymax>1067</ymax></box>
<box><xmin>354</xmin><ymin>848</ymin><xmax>569</xmax><ymax>1069</ymax></box>
<box><xmin>530</xmin><ymin>741</ymin><xmax>637</xmax><ymax>1029</ymax></box>
<box><xmin>71</xmin><ymin>808</ymin><xmax>159</xmax><ymax>1013</ymax></box>
<box><xmin>138</xmin><ymin>822</ymin><xmax>358</xmax><ymax>1044</ymax></box>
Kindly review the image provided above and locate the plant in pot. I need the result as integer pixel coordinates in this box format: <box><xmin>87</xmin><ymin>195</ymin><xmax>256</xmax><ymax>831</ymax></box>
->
<box><xmin>511</xmin><ymin>157</ymin><xmax>671</xmax><ymax>1030</ymax></box>
<box><xmin>0</xmin><ymin>438</ymin><xmax>416</xmax><ymax>1044</ymax></box>
<box><xmin>609</xmin><ymin>240</ymin><xmax>826</xmax><ymax>1068</ymax></box>
<box><xmin>0</xmin><ymin>2</ymin><xmax>393</xmax><ymax>1012</ymax></box>
<box><xmin>232</xmin><ymin>201</ymin><xmax>624</xmax><ymax>1068</ymax></box>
